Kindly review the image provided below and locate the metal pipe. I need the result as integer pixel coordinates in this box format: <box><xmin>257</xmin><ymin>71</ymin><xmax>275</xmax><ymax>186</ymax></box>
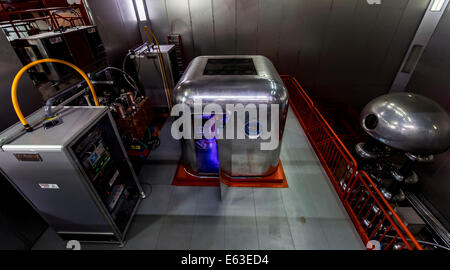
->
<box><xmin>45</xmin><ymin>87</ymin><xmax>89</xmax><ymax>119</ymax></box>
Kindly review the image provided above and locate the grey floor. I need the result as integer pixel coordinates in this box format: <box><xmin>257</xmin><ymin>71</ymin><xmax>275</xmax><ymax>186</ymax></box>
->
<box><xmin>32</xmin><ymin>108</ymin><xmax>364</xmax><ymax>250</ymax></box>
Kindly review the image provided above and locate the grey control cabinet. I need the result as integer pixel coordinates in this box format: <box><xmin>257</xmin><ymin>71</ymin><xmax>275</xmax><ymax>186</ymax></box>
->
<box><xmin>0</xmin><ymin>107</ymin><xmax>144</xmax><ymax>244</ymax></box>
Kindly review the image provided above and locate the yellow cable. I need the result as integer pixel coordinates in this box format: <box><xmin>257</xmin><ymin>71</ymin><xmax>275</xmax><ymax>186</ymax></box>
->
<box><xmin>143</xmin><ymin>26</ymin><xmax>173</xmax><ymax>108</ymax></box>
<box><xmin>11</xmin><ymin>58</ymin><xmax>99</xmax><ymax>132</ymax></box>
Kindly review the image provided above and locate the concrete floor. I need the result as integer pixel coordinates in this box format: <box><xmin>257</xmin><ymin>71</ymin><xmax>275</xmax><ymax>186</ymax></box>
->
<box><xmin>32</xmin><ymin>108</ymin><xmax>365</xmax><ymax>250</ymax></box>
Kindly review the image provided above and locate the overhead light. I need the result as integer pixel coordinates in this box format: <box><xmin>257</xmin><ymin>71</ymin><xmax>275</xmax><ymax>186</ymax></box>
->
<box><xmin>430</xmin><ymin>0</ymin><xmax>445</xmax><ymax>11</ymax></box>
<box><xmin>135</xmin><ymin>0</ymin><xmax>147</xmax><ymax>21</ymax></box>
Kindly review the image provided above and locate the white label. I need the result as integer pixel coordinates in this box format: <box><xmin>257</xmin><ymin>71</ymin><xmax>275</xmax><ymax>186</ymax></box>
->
<box><xmin>109</xmin><ymin>170</ymin><xmax>119</xmax><ymax>186</ymax></box>
<box><xmin>88</xmin><ymin>28</ymin><xmax>96</xmax><ymax>33</ymax></box>
<box><xmin>39</xmin><ymin>183</ymin><xmax>59</xmax><ymax>189</ymax></box>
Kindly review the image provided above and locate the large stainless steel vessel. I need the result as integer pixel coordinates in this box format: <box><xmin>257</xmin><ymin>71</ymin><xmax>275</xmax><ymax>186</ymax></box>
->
<box><xmin>360</xmin><ymin>92</ymin><xmax>450</xmax><ymax>155</ymax></box>
<box><xmin>172</xmin><ymin>55</ymin><xmax>289</xmax><ymax>177</ymax></box>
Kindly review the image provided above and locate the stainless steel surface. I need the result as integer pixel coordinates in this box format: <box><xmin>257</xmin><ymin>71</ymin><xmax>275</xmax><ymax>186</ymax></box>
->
<box><xmin>85</xmin><ymin>0</ymin><xmax>142</xmax><ymax>66</ymax></box>
<box><xmin>144</xmin><ymin>0</ymin><xmax>171</xmax><ymax>43</ymax></box>
<box><xmin>257</xmin><ymin>0</ymin><xmax>283</xmax><ymax>66</ymax></box>
<box><xmin>407</xmin><ymin>3</ymin><xmax>450</xmax><ymax>230</ymax></box>
<box><xmin>360</xmin><ymin>92</ymin><xmax>450</xmax><ymax>154</ymax></box>
<box><xmin>1</xmin><ymin>108</ymin><xmax>114</xmax><ymax>235</ymax></box>
<box><xmin>391</xmin><ymin>0</ymin><xmax>450</xmax><ymax>91</ymax></box>
<box><xmin>2</xmin><ymin>107</ymin><xmax>105</xmax><ymax>151</ymax></box>
<box><xmin>144</xmin><ymin>0</ymin><xmax>430</xmax><ymax>109</ymax></box>
<box><xmin>213</xmin><ymin>0</ymin><xmax>236</xmax><ymax>54</ymax></box>
<box><xmin>0</xmin><ymin>107</ymin><xmax>143</xmax><ymax>242</ymax></box>
<box><xmin>173</xmin><ymin>55</ymin><xmax>288</xmax><ymax>177</ymax></box>
<box><xmin>135</xmin><ymin>44</ymin><xmax>178</xmax><ymax>109</ymax></box>
<box><xmin>236</xmin><ymin>0</ymin><xmax>258</xmax><ymax>54</ymax></box>
<box><xmin>165</xmin><ymin>0</ymin><xmax>195</xmax><ymax>61</ymax></box>
<box><xmin>189</xmin><ymin>0</ymin><xmax>215</xmax><ymax>55</ymax></box>
<box><xmin>0</xmin><ymin>33</ymin><xmax>42</xmax><ymax>133</ymax></box>
<box><xmin>408</xmin><ymin>4</ymin><xmax>450</xmax><ymax>111</ymax></box>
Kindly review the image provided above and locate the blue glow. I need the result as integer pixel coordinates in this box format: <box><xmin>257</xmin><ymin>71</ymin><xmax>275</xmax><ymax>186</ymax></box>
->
<box><xmin>245</xmin><ymin>121</ymin><xmax>261</xmax><ymax>136</ymax></box>
<box><xmin>195</xmin><ymin>114</ymin><xmax>219</xmax><ymax>173</ymax></box>
<box><xmin>195</xmin><ymin>138</ymin><xmax>219</xmax><ymax>173</ymax></box>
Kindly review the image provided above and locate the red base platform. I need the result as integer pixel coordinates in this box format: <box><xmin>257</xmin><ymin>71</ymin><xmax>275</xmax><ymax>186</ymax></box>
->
<box><xmin>172</xmin><ymin>160</ymin><xmax>288</xmax><ymax>188</ymax></box>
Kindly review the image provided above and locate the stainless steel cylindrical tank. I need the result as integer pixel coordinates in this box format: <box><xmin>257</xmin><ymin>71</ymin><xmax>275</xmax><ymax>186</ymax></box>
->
<box><xmin>172</xmin><ymin>55</ymin><xmax>289</xmax><ymax>177</ymax></box>
<box><xmin>360</xmin><ymin>92</ymin><xmax>450</xmax><ymax>155</ymax></box>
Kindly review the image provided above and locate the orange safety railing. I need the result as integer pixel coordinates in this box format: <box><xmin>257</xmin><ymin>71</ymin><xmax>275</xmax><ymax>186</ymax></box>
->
<box><xmin>281</xmin><ymin>75</ymin><xmax>357</xmax><ymax>200</ymax></box>
<box><xmin>281</xmin><ymin>75</ymin><xmax>422</xmax><ymax>250</ymax></box>
<box><xmin>345</xmin><ymin>171</ymin><xmax>422</xmax><ymax>250</ymax></box>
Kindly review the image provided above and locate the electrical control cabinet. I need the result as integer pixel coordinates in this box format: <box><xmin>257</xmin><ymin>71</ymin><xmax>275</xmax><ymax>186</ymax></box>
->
<box><xmin>0</xmin><ymin>107</ymin><xmax>144</xmax><ymax>244</ymax></box>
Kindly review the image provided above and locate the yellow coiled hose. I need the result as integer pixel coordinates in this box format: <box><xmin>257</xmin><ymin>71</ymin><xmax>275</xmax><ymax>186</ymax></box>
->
<box><xmin>11</xmin><ymin>58</ymin><xmax>99</xmax><ymax>132</ymax></box>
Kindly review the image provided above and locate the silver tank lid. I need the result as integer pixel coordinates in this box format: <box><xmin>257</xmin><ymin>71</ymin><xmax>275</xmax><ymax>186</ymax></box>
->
<box><xmin>172</xmin><ymin>55</ymin><xmax>288</xmax><ymax>108</ymax></box>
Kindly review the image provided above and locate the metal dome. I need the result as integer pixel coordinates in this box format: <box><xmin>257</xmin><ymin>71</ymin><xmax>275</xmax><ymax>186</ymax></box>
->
<box><xmin>360</xmin><ymin>93</ymin><xmax>450</xmax><ymax>155</ymax></box>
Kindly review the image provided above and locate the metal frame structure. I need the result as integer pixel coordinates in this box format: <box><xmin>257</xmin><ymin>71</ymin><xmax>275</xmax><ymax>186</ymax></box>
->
<box><xmin>0</xmin><ymin>4</ymin><xmax>90</xmax><ymax>39</ymax></box>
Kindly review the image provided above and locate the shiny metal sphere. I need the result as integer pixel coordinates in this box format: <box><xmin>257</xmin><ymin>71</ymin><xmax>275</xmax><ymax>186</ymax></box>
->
<box><xmin>361</xmin><ymin>93</ymin><xmax>450</xmax><ymax>155</ymax></box>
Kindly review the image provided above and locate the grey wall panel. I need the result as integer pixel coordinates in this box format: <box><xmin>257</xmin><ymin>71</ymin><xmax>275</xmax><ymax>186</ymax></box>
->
<box><xmin>256</xmin><ymin>0</ymin><xmax>284</xmax><ymax>67</ymax></box>
<box><xmin>317</xmin><ymin>0</ymin><xmax>380</xmax><ymax>89</ymax></box>
<box><xmin>312</xmin><ymin>0</ymin><xmax>428</xmax><ymax>108</ymax></box>
<box><xmin>85</xmin><ymin>0</ymin><xmax>142</xmax><ymax>66</ymax></box>
<box><xmin>116</xmin><ymin>0</ymin><xmax>143</xmax><ymax>49</ymax></box>
<box><xmin>407</xmin><ymin>4</ymin><xmax>450</xmax><ymax>228</ymax></box>
<box><xmin>0</xmin><ymin>33</ymin><xmax>42</xmax><ymax>132</ymax></box>
<box><xmin>189</xmin><ymin>0</ymin><xmax>215</xmax><ymax>55</ymax></box>
<box><xmin>145</xmin><ymin>0</ymin><xmax>429</xmax><ymax>110</ymax></box>
<box><xmin>378</xmin><ymin>0</ymin><xmax>431</xmax><ymax>86</ymax></box>
<box><xmin>357</xmin><ymin>0</ymin><xmax>409</xmax><ymax>86</ymax></box>
<box><xmin>277</xmin><ymin>0</ymin><xmax>307</xmax><ymax>75</ymax></box>
<box><xmin>236</xmin><ymin>0</ymin><xmax>258</xmax><ymax>54</ymax></box>
<box><xmin>293</xmin><ymin>0</ymin><xmax>332</xmax><ymax>92</ymax></box>
<box><xmin>86</xmin><ymin>0</ymin><xmax>127</xmax><ymax>65</ymax></box>
<box><xmin>145</xmin><ymin>0</ymin><xmax>170</xmax><ymax>43</ymax></box>
<box><xmin>212</xmin><ymin>0</ymin><xmax>236</xmax><ymax>54</ymax></box>
<box><xmin>165</xmin><ymin>0</ymin><xmax>195</xmax><ymax>61</ymax></box>
<box><xmin>408</xmin><ymin>5</ymin><xmax>450</xmax><ymax>111</ymax></box>
<box><xmin>315</xmin><ymin>0</ymin><xmax>359</xmax><ymax>93</ymax></box>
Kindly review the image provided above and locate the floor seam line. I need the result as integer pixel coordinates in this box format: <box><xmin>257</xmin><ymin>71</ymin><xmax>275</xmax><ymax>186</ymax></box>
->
<box><xmin>252</xmin><ymin>188</ymin><xmax>261</xmax><ymax>250</ymax></box>
<box><xmin>188</xmin><ymin>188</ymin><xmax>200</xmax><ymax>249</ymax></box>
<box><xmin>280</xmin><ymin>188</ymin><xmax>296</xmax><ymax>250</ymax></box>
<box><xmin>154</xmin><ymin>186</ymin><xmax>175</xmax><ymax>249</ymax></box>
